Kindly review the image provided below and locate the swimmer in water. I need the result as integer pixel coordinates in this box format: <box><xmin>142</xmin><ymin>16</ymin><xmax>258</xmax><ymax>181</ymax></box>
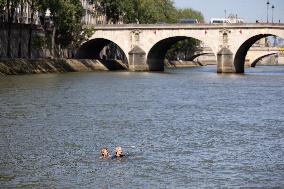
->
<box><xmin>115</xmin><ymin>146</ymin><xmax>124</xmax><ymax>158</ymax></box>
<box><xmin>100</xmin><ymin>147</ymin><xmax>110</xmax><ymax>159</ymax></box>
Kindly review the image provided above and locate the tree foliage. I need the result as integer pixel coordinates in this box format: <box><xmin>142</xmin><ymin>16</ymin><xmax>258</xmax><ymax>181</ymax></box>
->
<box><xmin>177</xmin><ymin>8</ymin><xmax>204</xmax><ymax>23</ymax></box>
<box><xmin>0</xmin><ymin>0</ymin><xmax>5</xmax><ymax>13</ymax></box>
<box><xmin>166</xmin><ymin>38</ymin><xmax>201</xmax><ymax>60</ymax></box>
<box><xmin>97</xmin><ymin>0</ymin><xmax>204</xmax><ymax>24</ymax></box>
<box><xmin>98</xmin><ymin>0</ymin><xmax>122</xmax><ymax>24</ymax></box>
<box><xmin>54</xmin><ymin>0</ymin><xmax>83</xmax><ymax>48</ymax></box>
<box><xmin>98</xmin><ymin>0</ymin><xmax>178</xmax><ymax>24</ymax></box>
<box><xmin>36</xmin><ymin>0</ymin><xmax>84</xmax><ymax>50</ymax></box>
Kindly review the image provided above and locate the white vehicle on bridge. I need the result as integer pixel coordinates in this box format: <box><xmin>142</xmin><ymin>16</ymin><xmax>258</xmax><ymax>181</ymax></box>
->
<box><xmin>210</xmin><ymin>18</ymin><xmax>244</xmax><ymax>24</ymax></box>
<box><xmin>210</xmin><ymin>18</ymin><xmax>229</xmax><ymax>24</ymax></box>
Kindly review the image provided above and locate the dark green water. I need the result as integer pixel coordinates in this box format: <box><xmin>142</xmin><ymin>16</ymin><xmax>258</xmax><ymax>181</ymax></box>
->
<box><xmin>0</xmin><ymin>66</ymin><xmax>284</xmax><ymax>188</ymax></box>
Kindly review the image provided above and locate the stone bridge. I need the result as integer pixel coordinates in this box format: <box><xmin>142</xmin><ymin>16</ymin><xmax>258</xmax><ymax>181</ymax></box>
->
<box><xmin>76</xmin><ymin>24</ymin><xmax>284</xmax><ymax>73</ymax></box>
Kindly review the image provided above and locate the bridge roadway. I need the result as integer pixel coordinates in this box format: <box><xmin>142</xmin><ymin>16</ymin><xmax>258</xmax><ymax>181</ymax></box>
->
<box><xmin>77</xmin><ymin>24</ymin><xmax>284</xmax><ymax>73</ymax></box>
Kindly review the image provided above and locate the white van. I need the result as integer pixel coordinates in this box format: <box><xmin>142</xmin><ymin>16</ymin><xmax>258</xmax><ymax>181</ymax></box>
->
<box><xmin>210</xmin><ymin>17</ymin><xmax>245</xmax><ymax>24</ymax></box>
<box><xmin>210</xmin><ymin>18</ymin><xmax>229</xmax><ymax>24</ymax></box>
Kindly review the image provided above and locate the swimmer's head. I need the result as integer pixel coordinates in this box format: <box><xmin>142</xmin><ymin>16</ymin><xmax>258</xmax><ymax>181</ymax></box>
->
<box><xmin>115</xmin><ymin>146</ymin><xmax>123</xmax><ymax>157</ymax></box>
<box><xmin>101</xmin><ymin>147</ymin><xmax>110</xmax><ymax>158</ymax></box>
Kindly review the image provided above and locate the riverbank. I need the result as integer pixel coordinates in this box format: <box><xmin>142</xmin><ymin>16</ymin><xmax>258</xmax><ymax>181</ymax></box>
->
<box><xmin>0</xmin><ymin>59</ymin><xmax>206</xmax><ymax>75</ymax></box>
<box><xmin>0</xmin><ymin>59</ymin><xmax>128</xmax><ymax>75</ymax></box>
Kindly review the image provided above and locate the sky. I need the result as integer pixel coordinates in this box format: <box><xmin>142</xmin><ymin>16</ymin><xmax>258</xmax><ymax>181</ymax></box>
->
<box><xmin>174</xmin><ymin>0</ymin><xmax>284</xmax><ymax>23</ymax></box>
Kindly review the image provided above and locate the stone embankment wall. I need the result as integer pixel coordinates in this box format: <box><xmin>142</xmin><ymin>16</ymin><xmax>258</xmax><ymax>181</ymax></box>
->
<box><xmin>0</xmin><ymin>24</ymin><xmax>129</xmax><ymax>75</ymax></box>
<box><xmin>0</xmin><ymin>59</ymin><xmax>110</xmax><ymax>75</ymax></box>
<box><xmin>0</xmin><ymin>23</ymin><xmax>47</xmax><ymax>58</ymax></box>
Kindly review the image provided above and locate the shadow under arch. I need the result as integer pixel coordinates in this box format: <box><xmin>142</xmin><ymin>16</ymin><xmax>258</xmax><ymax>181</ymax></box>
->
<box><xmin>147</xmin><ymin>36</ymin><xmax>216</xmax><ymax>71</ymax></box>
<box><xmin>75</xmin><ymin>38</ymin><xmax>128</xmax><ymax>70</ymax></box>
<box><xmin>234</xmin><ymin>34</ymin><xmax>274</xmax><ymax>73</ymax></box>
<box><xmin>251</xmin><ymin>53</ymin><xmax>278</xmax><ymax>67</ymax></box>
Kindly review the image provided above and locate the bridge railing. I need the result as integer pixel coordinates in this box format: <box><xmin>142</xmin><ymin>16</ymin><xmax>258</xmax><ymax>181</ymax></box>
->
<box><xmin>83</xmin><ymin>23</ymin><xmax>284</xmax><ymax>29</ymax></box>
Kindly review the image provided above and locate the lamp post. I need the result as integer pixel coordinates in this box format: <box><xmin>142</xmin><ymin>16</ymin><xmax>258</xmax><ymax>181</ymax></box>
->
<box><xmin>266</xmin><ymin>0</ymin><xmax>270</xmax><ymax>23</ymax></box>
<box><xmin>271</xmin><ymin>5</ymin><xmax>275</xmax><ymax>23</ymax></box>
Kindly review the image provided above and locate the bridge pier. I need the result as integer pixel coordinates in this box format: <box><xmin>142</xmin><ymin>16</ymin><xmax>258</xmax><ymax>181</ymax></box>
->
<box><xmin>217</xmin><ymin>47</ymin><xmax>236</xmax><ymax>73</ymax></box>
<box><xmin>128</xmin><ymin>46</ymin><xmax>148</xmax><ymax>71</ymax></box>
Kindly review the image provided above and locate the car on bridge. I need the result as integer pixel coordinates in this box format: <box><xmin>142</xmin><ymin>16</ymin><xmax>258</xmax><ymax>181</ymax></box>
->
<box><xmin>179</xmin><ymin>19</ymin><xmax>199</xmax><ymax>24</ymax></box>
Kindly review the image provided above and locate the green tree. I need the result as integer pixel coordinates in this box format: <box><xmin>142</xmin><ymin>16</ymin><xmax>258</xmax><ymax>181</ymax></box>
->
<box><xmin>97</xmin><ymin>0</ymin><xmax>177</xmax><ymax>24</ymax></box>
<box><xmin>0</xmin><ymin>0</ymin><xmax>5</xmax><ymax>13</ymax></box>
<box><xmin>166</xmin><ymin>38</ymin><xmax>200</xmax><ymax>60</ymax></box>
<box><xmin>55</xmin><ymin>0</ymin><xmax>83</xmax><ymax>48</ymax></box>
<box><xmin>39</xmin><ymin>0</ymin><xmax>83</xmax><ymax>57</ymax></box>
<box><xmin>98</xmin><ymin>0</ymin><xmax>122</xmax><ymax>24</ymax></box>
<box><xmin>155</xmin><ymin>0</ymin><xmax>177</xmax><ymax>23</ymax></box>
<box><xmin>177</xmin><ymin>8</ymin><xmax>204</xmax><ymax>23</ymax></box>
<box><xmin>121</xmin><ymin>0</ymin><xmax>177</xmax><ymax>24</ymax></box>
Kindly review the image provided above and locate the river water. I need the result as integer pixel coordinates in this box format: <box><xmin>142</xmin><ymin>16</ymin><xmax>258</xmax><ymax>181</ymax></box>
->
<box><xmin>0</xmin><ymin>66</ymin><xmax>284</xmax><ymax>188</ymax></box>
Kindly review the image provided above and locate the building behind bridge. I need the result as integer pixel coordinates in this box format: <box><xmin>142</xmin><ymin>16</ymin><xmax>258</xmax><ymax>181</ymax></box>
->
<box><xmin>0</xmin><ymin>0</ymin><xmax>107</xmax><ymax>25</ymax></box>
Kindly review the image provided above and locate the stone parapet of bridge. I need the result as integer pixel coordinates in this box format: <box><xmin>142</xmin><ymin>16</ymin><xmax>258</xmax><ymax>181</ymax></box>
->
<box><xmin>77</xmin><ymin>24</ymin><xmax>284</xmax><ymax>73</ymax></box>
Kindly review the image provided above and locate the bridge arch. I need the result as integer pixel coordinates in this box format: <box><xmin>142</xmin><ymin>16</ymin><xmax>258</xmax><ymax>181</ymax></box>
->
<box><xmin>251</xmin><ymin>53</ymin><xmax>277</xmax><ymax>67</ymax></box>
<box><xmin>147</xmin><ymin>36</ymin><xmax>216</xmax><ymax>71</ymax></box>
<box><xmin>75</xmin><ymin>38</ymin><xmax>128</xmax><ymax>62</ymax></box>
<box><xmin>234</xmin><ymin>31</ymin><xmax>284</xmax><ymax>73</ymax></box>
<box><xmin>147</xmin><ymin>36</ymin><xmax>186</xmax><ymax>71</ymax></box>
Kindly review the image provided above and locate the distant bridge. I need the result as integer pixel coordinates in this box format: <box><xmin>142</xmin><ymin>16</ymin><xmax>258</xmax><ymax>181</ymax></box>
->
<box><xmin>246</xmin><ymin>47</ymin><xmax>280</xmax><ymax>67</ymax></box>
<box><xmin>188</xmin><ymin>46</ymin><xmax>281</xmax><ymax>67</ymax></box>
<box><xmin>77</xmin><ymin>24</ymin><xmax>284</xmax><ymax>73</ymax></box>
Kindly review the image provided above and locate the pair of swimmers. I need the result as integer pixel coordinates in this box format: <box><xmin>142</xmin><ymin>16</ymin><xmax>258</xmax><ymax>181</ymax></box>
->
<box><xmin>101</xmin><ymin>146</ymin><xmax>124</xmax><ymax>159</ymax></box>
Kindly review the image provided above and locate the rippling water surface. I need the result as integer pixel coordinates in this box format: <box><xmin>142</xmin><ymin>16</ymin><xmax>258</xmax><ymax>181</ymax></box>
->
<box><xmin>0</xmin><ymin>66</ymin><xmax>284</xmax><ymax>188</ymax></box>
